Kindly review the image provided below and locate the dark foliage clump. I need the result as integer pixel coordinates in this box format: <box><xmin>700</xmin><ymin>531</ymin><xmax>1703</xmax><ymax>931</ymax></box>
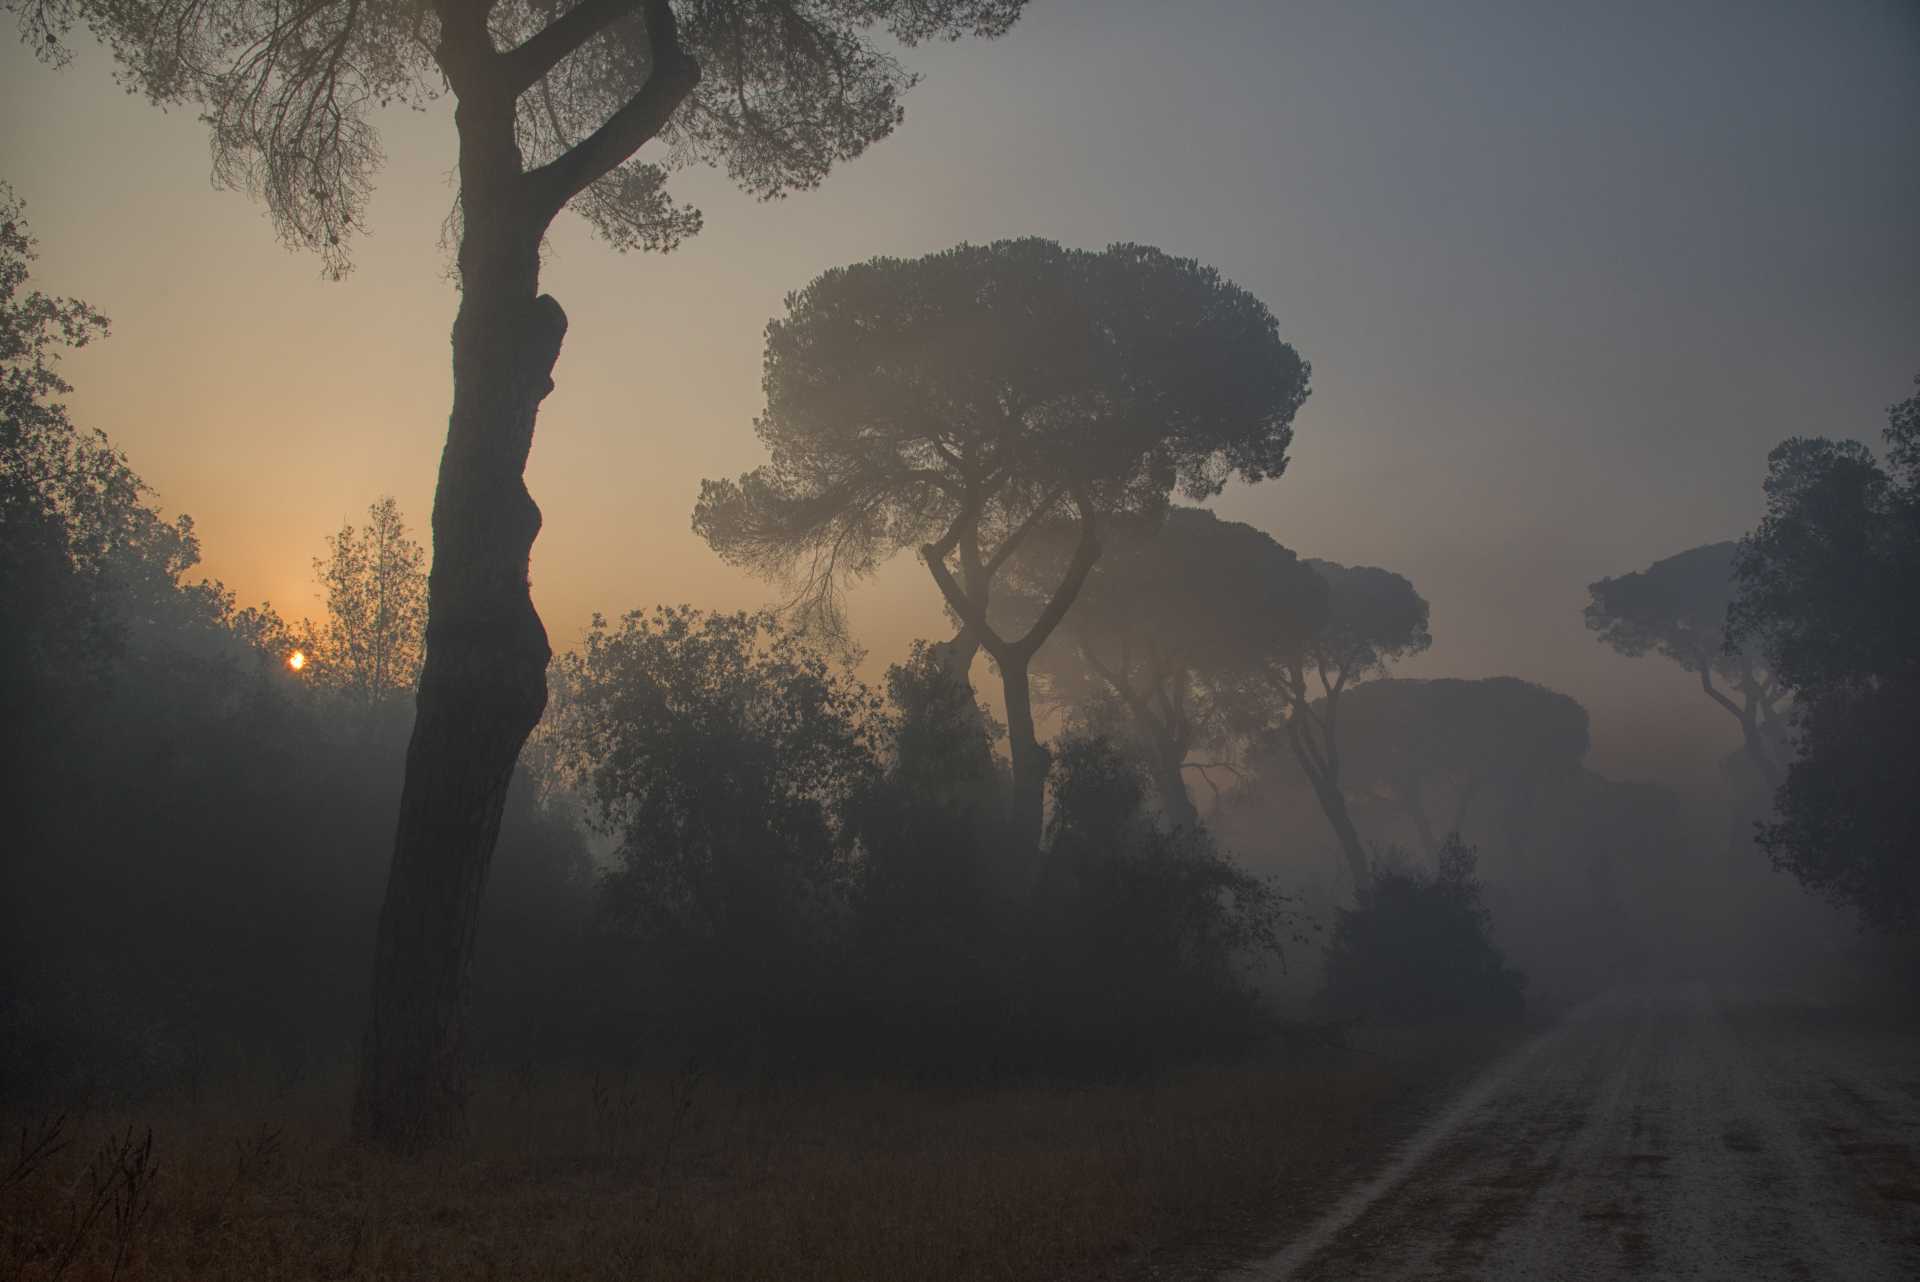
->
<box><xmin>548</xmin><ymin>616</ymin><xmax>1298</xmax><ymax>1079</ymax></box>
<box><xmin>1319</xmin><ymin>835</ymin><xmax>1525</xmax><ymax>1024</ymax></box>
<box><xmin>1729</xmin><ymin>373</ymin><xmax>1920</xmax><ymax>932</ymax></box>
<box><xmin>1027</xmin><ymin>736</ymin><xmax>1297</xmax><ymax>1070</ymax></box>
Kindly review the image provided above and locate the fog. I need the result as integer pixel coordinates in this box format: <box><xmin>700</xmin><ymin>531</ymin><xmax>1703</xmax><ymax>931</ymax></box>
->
<box><xmin>3</xmin><ymin>0</ymin><xmax>1917</xmax><ymax>1277</ymax></box>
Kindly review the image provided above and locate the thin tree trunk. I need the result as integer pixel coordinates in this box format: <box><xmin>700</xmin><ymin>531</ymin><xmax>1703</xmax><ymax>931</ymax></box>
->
<box><xmin>1284</xmin><ymin>722</ymin><xmax>1370</xmax><ymax>897</ymax></box>
<box><xmin>1000</xmin><ymin>653</ymin><xmax>1049</xmax><ymax>852</ymax></box>
<box><xmin>352</xmin><ymin>196</ymin><xmax>564</xmax><ymax>1150</ymax></box>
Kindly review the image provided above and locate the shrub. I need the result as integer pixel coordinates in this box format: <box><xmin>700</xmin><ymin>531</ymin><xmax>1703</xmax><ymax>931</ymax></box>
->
<box><xmin>1319</xmin><ymin>834</ymin><xmax>1525</xmax><ymax>1023</ymax></box>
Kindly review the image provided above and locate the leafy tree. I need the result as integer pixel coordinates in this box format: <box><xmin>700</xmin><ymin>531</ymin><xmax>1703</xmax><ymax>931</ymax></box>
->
<box><xmin>1</xmin><ymin>185</ymin><xmax>234</xmax><ymax>783</ymax></box>
<box><xmin>1319</xmin><ymin>834</ymin><xmax>1525</xmax><ymax>1023</ymax></box>
<box><xmin>11</xmin><ymin>0</ymin><xmax>1031</xmax><ymax>1147</ymax></box>
<box><xmin>998</xmin><ymin>506</ymin><xmax>1327</xmax><ymax>829</ymax></box>
<box><xmin>310</xmin><ymin>497</ymin><xmax>428</xmax><ymax>712</ymax></box>
<box><xmin>1728</xmin><ymin>376</ymin><xmax>1920</xmax><ymax>931</ymax></box>
<box><xmin>1336</xmin><ymin>677</ymin><xmax>1591</xmax><ymax>860</ymax></box>
<box><xmin>551</xmin><ymin>606</ymin><xmax>883</xmax><ymax>1012</ymax></box>
<box><xmin>1038</xmin><ymin>734</ymin><xmax>1297</xmax><ymax>1059</ymax></box>
<box><xmin>1585</xmin><ymin>542</ymin><xmax>1786</xmax><ymax>787</ymax></box>
<box><xmin>1235</xmin><ymin>559</ymin><xmax>1430</xmax><ymax>896</ymax></box>
<box><xmin>695</xmin><ymin>239</ymin><xmax>1310</xmax><ymax>851</ymax></box>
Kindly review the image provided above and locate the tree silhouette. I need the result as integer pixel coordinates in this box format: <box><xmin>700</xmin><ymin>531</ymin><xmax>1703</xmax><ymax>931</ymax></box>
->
<box><xmin>1335</xmin><ymin>677</ymin><xmax>1590</xmax><ymax>862</ymax></box>
<box><xmin>1245</xmin><ymin>560</ymin><xmax>1431</xmax><ymax>896</ymax></box>
<box><xmin>10</xmin><ymin>0</ymin><xmax>1029</xmax><ymax>1147</ymax></box>
<box><xmin>312</xmin><ymin>497</ymin><xmax>428</xmax><ymax>712</ymax></box>
<box><xmin>997</xmin><ymin>507</ymin><xmax>1327</xmax><ymax>829</ymax></box>
<box><xmin>694</xmin><ymin>239</ymin><xmax>1310</xmax><ymax>851</ymax></box>
<box><xmin>1585</xmin><ymin>541</ymin><xmax>1785</xmax><ymax>787</ymax></box>
<box><xmin>1728</xmin><ymin>375</ymin><xmax>1920</xmax><ymax>931</ymax></box>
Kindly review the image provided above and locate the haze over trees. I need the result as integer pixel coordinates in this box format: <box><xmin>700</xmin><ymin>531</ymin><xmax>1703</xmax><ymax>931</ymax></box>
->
<box><xmin>1335</xmin><ymin>677</ymin><xmax>1592</xmax><ymax>864</ymax></box>
<box><xmin>1729</xmin><ymin>376</ymin><xmax>1920</xmax><ymax>932</ymax></box>
<box><xmin>309</xmin><ymin>497</ymin><xmax>428</xmax><ymax>714</ymax></box>
<box><xmin>1586</xmin><ymin>541</ymin><xmax>1787</xmax><ymax>788</ymax></box>
<box><xmin>1249</xmin><ymin>559</ymin><xmax>1432</xmax><ymax>896</ymax></box>
<box><xmin>998</xmin><ymin>506</ymin><xmax>1328</xmax><ymax>831</ymax></box>
<box><xmin>8</xmin><ymin>0</ymin><xmax>1032</xmax><ymax>1149</ymax></box>
<box><xmin>5</xmin><ymin>0</ymin><xmax>1919</xmax><ymax>1269</ymax></box>
<box><xmin>693</xmin><ymin>238</ymin><xmax>1310</xmax><ymax>853</ymax></box>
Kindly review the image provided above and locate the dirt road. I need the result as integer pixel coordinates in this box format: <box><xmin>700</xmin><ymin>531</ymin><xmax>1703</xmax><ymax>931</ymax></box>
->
<box><xmin>1227</xmin><ymin>987</ymin><xmax>1920</xmax><ymax>1281</ymax></box>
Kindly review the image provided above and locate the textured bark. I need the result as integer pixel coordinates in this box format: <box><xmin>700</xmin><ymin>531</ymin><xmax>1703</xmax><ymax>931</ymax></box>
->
<box><xmin>349</xmin><ymin>1</ymin><xmax>698</xmax><ymax>1151</ymax></box>
<box><xmin>352</xmin><ymin>81</ymin><xmax>565</xmax><ymax>1147</ymax></box>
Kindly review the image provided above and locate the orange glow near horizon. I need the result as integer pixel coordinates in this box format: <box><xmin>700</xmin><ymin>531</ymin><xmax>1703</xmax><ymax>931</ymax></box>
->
<box><xmin>288</xmin><ymin>650</ymin><xmax>307</xmax><ymax>672</ymax></box>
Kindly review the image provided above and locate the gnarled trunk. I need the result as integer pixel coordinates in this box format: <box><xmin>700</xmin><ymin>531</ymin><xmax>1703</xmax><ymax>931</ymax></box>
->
<box><xmin>352</xmin><ymin>199</ymin><xmax>564</xmax><ymax>1151</ymax></box>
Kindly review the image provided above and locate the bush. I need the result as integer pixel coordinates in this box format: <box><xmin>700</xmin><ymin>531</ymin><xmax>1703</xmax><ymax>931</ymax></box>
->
<box><xmin>1029</xmin><ymin>735</ymin><xmax>1299</xmax><ymax>1067</ymax></box>
<box><xmin>1319</xmin><ymin>834</ymin><xmax>1525</xmax><ymax>1023</ymax></box>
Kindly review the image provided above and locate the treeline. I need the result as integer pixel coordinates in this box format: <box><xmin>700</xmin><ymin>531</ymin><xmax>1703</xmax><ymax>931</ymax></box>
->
<box><xmin>9</xmin><ymin>183</ymin><xmax>1914</xmax><ymax>1104</ymax></box>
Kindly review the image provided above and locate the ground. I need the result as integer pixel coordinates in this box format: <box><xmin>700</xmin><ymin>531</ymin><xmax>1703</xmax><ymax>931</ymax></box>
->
<box><xmin>1224</xmin><ymin>986</ymin><xmax>1920</xmax><ymax>1281</ymax></box>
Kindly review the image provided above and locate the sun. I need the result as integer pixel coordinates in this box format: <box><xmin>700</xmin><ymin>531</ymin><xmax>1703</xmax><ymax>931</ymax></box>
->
<box><xmin>288</xmin><ymin>649</ymin><xmax>308</xmax><ymax>672</ymax></box>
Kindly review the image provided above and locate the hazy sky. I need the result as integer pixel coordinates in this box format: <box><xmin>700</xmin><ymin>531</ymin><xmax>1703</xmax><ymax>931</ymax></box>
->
<box><xmin>4</xmin><ymin>0</ymin><xmax>1916</xmax><ymax>783</ymax></box>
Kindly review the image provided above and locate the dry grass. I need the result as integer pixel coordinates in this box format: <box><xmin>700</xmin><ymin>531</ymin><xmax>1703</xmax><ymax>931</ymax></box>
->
<box><xmin>3</xmin><ymin>1024</ymin><xmax>1514</xmax><ymax>1282</ymax></box>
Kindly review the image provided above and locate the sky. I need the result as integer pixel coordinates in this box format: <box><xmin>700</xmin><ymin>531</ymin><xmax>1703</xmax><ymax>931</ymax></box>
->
<box><xmin>3</xmin><ymin>0</ymin><xmax>1917</xmax><ymax>785</ymax></box>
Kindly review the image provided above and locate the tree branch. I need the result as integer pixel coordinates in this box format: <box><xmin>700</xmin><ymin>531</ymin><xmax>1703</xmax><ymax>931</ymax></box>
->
<box><xmin>922</xmin><ymin>544</ymin><xmax>1005</xmax><ymax>661</ymax></box>
<box><xmin>1009</xmin><ymin>497</ymin><xmax>1101</xmax><ymax>660</ymax></box>
<box><xmin>1697</xmin><ymin>665</ymin><xmax>1746</xmax><ymax>723</ymax></box>
<box><xmin>500</xmin><ymin>0</ymin><xmax>639</xmax><ymax>97</ymax></box>
<box><xmin>526</xmin><ymin>0</ymin><xmax>701</xmax><ymax>217</ymax></box>
<box><xmin>981</xmin><ymin>485</ymin><xmax>1066</xmax><ymax>579</ymax></box>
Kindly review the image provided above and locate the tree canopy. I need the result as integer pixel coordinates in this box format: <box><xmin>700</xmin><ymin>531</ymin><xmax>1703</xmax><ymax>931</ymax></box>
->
<box><xmin>695</xmin><ymin>238</ymin><xmax>1310</xmax><ymax>849</ymax></box>
<box><xmin>310</xmin><ymin>497</ymin><xmax>428</xmax><ymax>711</ymax></box>
<box><xmin>1247</xmin><ymin>557</ymin><xmax>1431</xmax><ymax>894</ymax></box>
<box><xmin>1728</xmin><ymin>374</ymin><xmax>1920</xmax><ymax>931</ymax></box>
<box><xmin>1586</xmin><ymin>540</ymin><xmax>1785</xmax><ymax>785</ymax></box>
<box><xmin>15</xmin><ymin>0</ymin><xmax>1027</xmax><ymax>276</ymax></box>
<box><xmin>1335</xmin><ymin>676</ymin><xmax>1591</xmax><ymax>858</ymax></box>
<box><xmin>999</xmin><ymin>506</ymin><xmax>1327</xmax><ymax>827</ymax></box>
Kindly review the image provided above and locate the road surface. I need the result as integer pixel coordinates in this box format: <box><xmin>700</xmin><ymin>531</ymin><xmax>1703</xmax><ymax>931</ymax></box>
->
<box><xmin>1228</xmin><ymin>987</ymin><xmax>1920</xmax><ymax>1281</ymax></box>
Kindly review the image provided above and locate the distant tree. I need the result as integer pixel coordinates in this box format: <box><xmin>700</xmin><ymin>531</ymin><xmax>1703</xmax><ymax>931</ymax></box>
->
<box><xmin>12</xmin><ymin>0</ymin><xmax>1034</xmax><ymax>1147</ymax></box>
<box><xmin>1240</xmin><ymin>560</ymin><xmax>1431</xmax><ymax>896</ymax></box>
<box><xmin>695</xmin><ymin>240</ymin><xmax>1309</xmax><ymax>851</ymax></box>
<box><xmin>1336</xmin><ymin>677</ymin><xmax>1590</xmax><ymax>860</ymax></box>
<box><xmin>311</xmin><ymin>497</ymin><xmax>428</xmax><ymax>712</ymax></box>
<box><xmin>998</xmin><ymin>507</ymin><xmax>1327</xmax><ymax>829</ymax></box>
<box><xmin>1585</xmin><ymin>542</ymin><xmax>1786</xmax><ymax>787</ymax></box>
<box><xmin>1728</xmin><ymin>376</ymin><xmax>1920</xmax><ymax>931</ymax></box>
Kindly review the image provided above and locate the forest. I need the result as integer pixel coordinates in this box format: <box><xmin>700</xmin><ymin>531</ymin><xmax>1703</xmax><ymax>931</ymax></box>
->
<box><xmin>2</xmin><ymin>1</ymin><xmax>1916</xmax><ymax>1279</ymax></box>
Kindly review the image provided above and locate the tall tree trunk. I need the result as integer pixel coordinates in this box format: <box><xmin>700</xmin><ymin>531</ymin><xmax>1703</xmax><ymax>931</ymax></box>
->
<box><xmin>1155</xmin><ymin>737</ymin><xmax>1199</xmax><ymax>830</ymax></box>
<box><xmin>1284</xmin><ymin>724</ymin><xmax>1370</xmax><ymax>897</ymax></box>
<box><xmin>1000</xmin><ymin>652</ymin><xmax>1048</xmax><ymax>852</ymax></box>
<box><xmin>352</xmin><ymin>196</ymin><xmax>564</xmax><ymax>1150</ymax></box>
<box><xmin>1739</xmin><ymin>714</ymin><xmax>1783</xmax><ymax>791</ymax></box>
<box><xmin>929</xmin><ymin>628</ymin><xmax>988</xmax><ymax>743</ymax></box>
